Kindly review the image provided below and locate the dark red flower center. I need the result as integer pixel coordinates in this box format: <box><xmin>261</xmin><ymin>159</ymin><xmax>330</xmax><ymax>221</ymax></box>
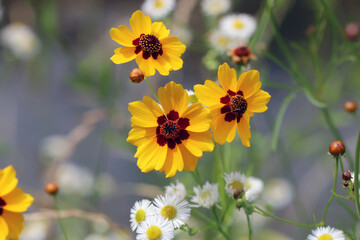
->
<box><xmin>156</xmin><ymin>110</ymin><xmax>190</xmax><ymax>150</ymax></box>
<box><xmin>220</xmin><ymin>90</ymin><xmax>247</xmax><ymax>123</ymax></box>
<box><xmin>0</xmin><ymin>198</ymin><xmax>6</xmax><ymax>215</ymax></box>
<box><xmin>133</xmin><ymin>34</ymin><xmax>163</xmax><ymax>60</ymax></box>
<box><xmin>234</xmin><ymin>46</ymin><xmax>250</xmax><ymax>57</ymax></box>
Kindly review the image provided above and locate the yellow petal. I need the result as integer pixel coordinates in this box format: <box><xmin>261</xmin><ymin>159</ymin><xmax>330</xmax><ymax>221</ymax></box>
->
<box><xmin>158</xmin><ymin>81</ymin><xmax>189</xmax><ymax>116</ymax></box>
<box><xmin>211</xmin><ymin>114</ymin><xmax>237</xmax><ymax>145</ymax></box>
<box><xmin>110</xmin><ymin>25</ymin><xmax>137</xmax><ymax>47</ymax></box>
<box><xmin>152</xmin><ymin>55</ymin><xmax>171</xmax><ymax>76</ymax></box>
<box><xmin>237</xmin><ymin>70</ymin><xmax>261</xmax><ymax>98</ymax></box>
<box><xmin>0</xmin><ymin>217</ymin><xmax>9</xmax><ymax>239</ymax></box>
<box><xmin>161</xmin><ymin>52</ymin><xmax>184</xmax><ymax>71</ymax></box>
<box><xmin>2</xmin><ymin>211</ymin><xmax>23</xmax><ymax>239</ymax></box>
<box><xmin>136</xmin><ymin>137</ymin><xmax>159</xmax><ymax>171</ymax></box>
<box><xmin>136</xmin><ymin>55</ymin><xmax>156</xmax><ymax>77</ymax></box>
<box><xmin>246</xmin><ymin>90</ymin><xmax>271</xmax><ymax>113</ymax></box>
<box><xmin>178</xmin><ymin>144</ymin><xmax>198</xmax><ymax>171</ymax></box>
<box><xmin>181</xmin><ymin>103</ymin><xmax>211</xmax><ymax>132</ymax></box>
<box><xmin>218</xmin><ymin>63</ymin><xmax>237</xmax><ymax>92</ymax></box>
<box><xmin>0</xmin><ymin>166</ymin><xmax>18</xmax><ymax>196</ymax></box>
<box><xmin>2</xmin><ymin>188</ymin><xmax>33</xmax><ymax>212</ymax></box>
<box><xmin>151</xmin><ymin>22</ymin><xmax>170</xmax><ymax>40</ymax></box>
<box><xmin>194</xmin><ymin>80</ymin><xmax>226</xmax><ymax>107</ymax></box>
<box><xmin>161</xmin><ymin>36</ymin><xmax>186</xmax><ymax>55</ymax></box>
<box><xmin>183</xmin><ymin>131</ymin><xmax>214</xmax><ymax>157</ymax></box>
<box><xmin>130</xmin><ymin>10</ymin><xmax>152</xmax><ymax>36</ymax></box>
<box><xmin>129</xmin><ymin>96</ymin><xmax>162</xmax><ymax>128</ymax></box>
<box><xmin>139</xmin><ymin>143</ymin><xmax>168</xmax><ymax>173</ymax></box>
<box><xmin>127</xmin><ymin>127</ymin><xmax>157</xmax><ymax>146</ymax></box>
<box><xmin>165</xmin><ymin>146</ymin><xmax>183</xmax><ymax>177</ymax></box>
<box><xmin>110</xmin><ymin>47</ymin><xmax>137</xmax><ymax>64</ymax></box>
<box><xmin>237</xmin><ymin>116</ymin><xmax>251</xmax><ymax>147</ymax></box>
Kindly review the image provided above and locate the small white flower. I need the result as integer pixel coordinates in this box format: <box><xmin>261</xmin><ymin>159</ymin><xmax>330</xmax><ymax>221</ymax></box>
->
<box><xmin>165</xmin><ymin>180</ymin><xmax>187</xmax><ymax>199</ymax></box>
<box><xmin>20</xmin><ymin>220</ymin><xmax>49</xmax><ymax>240</ymax></box>
<box><xmin>245</xmin><ymin>177</ymin><xmax>263</xmax><ymax>202</ymax></box>
<box><xmin>306</xmin><ymin>226</ymin><xmax>345</xmax><ymax>240</ymax></box>
<box><xmin>136</xmin><ymin>216</ymin><xmax>174</xmax><ymax>240</ymax></box>
<box><xmin>263</xmin><ymin>178</ymin><xmax>294</xmax><ymax>210</ymax></box>
<box><xmin>201</xmin><ymin>0</ymin><xmax>231</xmax><ymax>16</ymax></box>
<box><xmin>191</xmin><ymin>181</ymin><xmax>219</xmax><ymax>208</ymax></box>
<box><xmin>141</xmin><ymin>0</ymin><xmax>176</xmax><ymax>20</ymax></box>
<box><xmin>171</xmin><ymin>27</ymin><xmax>192</xmax><ymax>45</ymax></box>
<box><xmin>209</xmin><ymin>30</ymin><xmax>246</xmax><ymax>54</ymax></box>
<box><xmin>39</xmin><ymin>135</ymin><xmax>69</xmax><ymax>162</ymax></box>
<box><xmin>0</xmin><ymin>22</ymin><xmax>40</xmax><ymax>60</ymax></box>
<box><xmin>219</xmin><ymin>14</ymin><xmax>257</xmax><ymax>39</ymax></box>
<box><xmin>130</xmin><ymin>199</ymin><xmax>156</xmax><ymax>231</ymax></box>
<box><xmin>185</xmin><ymin>89</ymin><xmax>195</xmax><ymax>97</ymax></box>
<box><xmin>224</xmin><ymin>172</ymin><xmax>248</xmax><ymax>196</ymax></box>
<box><xmin>154</xmin><ymin>194</ymin><xmax>190</xmax><ymax>228</ymax></box>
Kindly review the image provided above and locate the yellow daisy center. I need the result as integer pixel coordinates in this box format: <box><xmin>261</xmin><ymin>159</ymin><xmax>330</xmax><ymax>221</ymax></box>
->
<box><xmin>146</xmin><ymin>225</ymin><xmax>162</xmax><ymax>240</ymax></box>
<box><xmin>233</xmin><ymin>20</ymin><xmax>244</xmax><ymax>29</ymax></box>
<box><xmin>201</xmin><ymin>191</ymin><xmax>211</xmax><ymax>199</ymax></box>
<box><xmin>318</xmin><ymin>234</ymin><xmax>333</xmax><ymax>240</ymax></box>
<box><xmin>228</xmin><ymin>180</ymin><xmax>244</xmax><ymax>191</ymax></box>
<box><xmin>139</xmin><ymin>34</ymin><xmax>162</xmax><ymax>54</ymax></box>
<box><xmin>161</xmin><ymin>205</ymin><xmax>177</xmax><ymax>220</ymax></box>
<box><xmin>135</xmin><ymin>209</ymin><xmax>146</xmax><ymax>223</ymax></box>
<box><xmin>246</xmin><ymin>182</ymin><xmax>251</xmax><ymax>189</ymax></box>
<box><xmin>155</xmin><ymin>0</ymin><xmax>164</xmax><ymax>8</ymax></box>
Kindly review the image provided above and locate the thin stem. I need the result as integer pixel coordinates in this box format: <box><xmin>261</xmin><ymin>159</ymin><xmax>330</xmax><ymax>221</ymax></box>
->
<box><xmin>246</xmin><ymin>214</ymin><xmax>252</xmax><ymax>240</ymax></box>
<box><xmin>339</xmin><ymin>156</ymin><xmax>345</xmax><ymax>173</ymax></box>
<box><xmin>191</xmin><ymin>209</ymin><xmax>216</xmax><ymax>227</ymax></box>
<box><xmin>54</xmin><ymin>196</ymin><xmax>69</xmax><ymax>240</ymax></box>
<box><xmin>145</xmin><ymin>77</ymin><xmax>159</xmax><ymax>102</ymax></box>
<box><xmin>321</xmin><ymin>157</ymin><xmax>339</xmax><ymax>223</ymax></box>
<box><xmin>191</xmin><ymin>168</ymin><xmax>202</xmax><ymax>185</ymax></box>
<box><xmin>354</xmin><ymin>127</ymin><xmax>360</xmax><ymax>219</ymax></box>
<box><xmin>255</xmin><ymin>206</ymin><xmax>322</xmax><ymax>228</ymax></box>
<box><xmin>211</xmin><ymin>206</ymin><xmax>230</xmax><ymax>240</ymax></box>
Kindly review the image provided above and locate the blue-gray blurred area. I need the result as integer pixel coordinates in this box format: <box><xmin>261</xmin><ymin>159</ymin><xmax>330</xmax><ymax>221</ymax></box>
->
<box><xmin>0</xmin><ymin>0</ymin><xmax>360</xmax><ymax>239</ymax></box>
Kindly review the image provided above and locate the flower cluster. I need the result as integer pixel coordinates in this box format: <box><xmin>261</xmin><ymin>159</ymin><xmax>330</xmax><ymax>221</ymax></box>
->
<box><xmin>224</xmin><ymin>172</ymin><xmax>263</xmax><ymax>202</ymax></box>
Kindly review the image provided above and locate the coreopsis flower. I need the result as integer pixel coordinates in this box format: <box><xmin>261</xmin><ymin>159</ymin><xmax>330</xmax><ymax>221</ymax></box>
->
<box><xmin>228</xmin><ymin>46</ymin><xmax>256</xmax><ymax>65</ymax></box>
<box><xmin>164</xmin><ymin>180</ymin><xmax>187</xmax><ymax>199</ymax></box>
<box><xmin>219</xmin><ymin>14</ymin><xmax>257</xmax><ymax>39</ymax></box>
<box><xmin>127</xmin><ymin>81</ymin><xmax>214</xmax><ymax>177</ymax></box>
<box><xmin>0</xmin><ymin>166</ymin><xmax>34</xmax><ymax>240</ymax></box>
<box><xmin>153</xmin><ymin>194</ymin><xmax>190</xmax><ymax>228</ymax></box>
<box><xmin>306</xmin><ymin>226</ymin><xmax>345</xmax><ymax>240</ymax></box>
<box><xmin>141</xmin><ymin>0</ymin><xmax>176</xmax><ymax>20</ymax></box>
<box><xmin>191</xmin><ymin>182</ymin><xmax>219</xmax><ymax>208</ymax></box>
<box><xmin>201</xmin><ymin>0</ymin><xmax>231</xmax><ymax>16</ymax></box>
<box><xmin>194</xmin><ymin>63</ymin><xmax>271</xmax><ymax>146</ymax></box>
<box><xmin>110</xmin><ymin>10</ymin><xmax>186</xmax><ymax>77</ymax></box>
<box><xmin>136</xmin><ymin>216</ymin><xmax>174</xmax><ymax>240</ymax></box>
<box><xmin>130</xmin><ymin>199</ymin><xmax>155</xmax><ymax>231</ymax></box>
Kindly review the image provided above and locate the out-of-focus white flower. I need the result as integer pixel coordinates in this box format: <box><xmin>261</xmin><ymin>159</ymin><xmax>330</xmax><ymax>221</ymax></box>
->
<box><xmin>55</xmin><ymin>163</ymin><xmax>94</xmax><ymax>196</ymax></box>
<box><xmin>306</xmin><ymin>226</ymin><xmax>345</xmax><ymax>240</ymax></box>
<box><xmin>20</xmin><ymin>220</ymin><xmax>50</xmax><ymax>240</ymax></box>
<box><xmin>219</xmin><ymin>14</ymin><xmax>257</xmax><ymax>39</ymax></box>
<box><xmin>224</xmin><ymin>172</ymin><xmax>263</xmax><ymax>202</ymax></box>
<box><xmin>94</xmin><ymin>173</ymin><xmax>118</xmax><ymax>196</ymax></box>
<box><xmin>91</xmin><ymin>218</ymin><xmax>110</xmax><ymax>234</ymax></box>
<box><xmin>191</xmin><ymin>181</ymin><xmax>219</xmax><ymax>208</ymax></box>
<box><xmin>171</xmin><ymin>26</ymin><xmax>192</xmax><ymax>46</ymax></box>
<box><xmin>245</xmin><ymin>177</ymin><xmax>263</xmax><ymax>202</ymax></box>
<box><xmin>136</xmin><ymin>216</ymin><xmax>174</xmax><ymax>240</ymax></box>
<box><xmin>141</xmin><ymin>0</ymin><xmax>176</xmax><ymax>19</ymax></box>
<box><xmin>263</xmin><ymin>178</ymin><xmax>294</xmax><ymax>210</ymax></box>
<box><xmin>201</xmin><ymin>0</ymin><xmax>231</xmax><ymax>16</ymax></box>
<box><xmin>0</xmin><ymin>22</ymin><xmax>40</xmax><ymax>60</ymax></box>
<box><xmin>209</xmin><ymin>30</ymin><xmax>246</xmax><ymax>54</ymax></box>
<box><xmin>130</xmin><ymin>199</ymin><xmax>156</xmax><ymax>232</ymax></box>
<box><xmin>39</xmin><ymin>135</ymin><xmax>69</xmax><ymax>162</ymax></box>
<box><xmin>164</xmin><ymin>180</ymin><xmax>187</xmax><ymax>199</ymax></box>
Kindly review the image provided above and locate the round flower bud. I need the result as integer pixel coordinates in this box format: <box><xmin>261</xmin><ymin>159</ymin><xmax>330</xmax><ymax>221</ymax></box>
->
<box><xmin>129</xmin><ymin>68</ymin><xmax>144</xmax><ymax>83</ymax></box>
<box><xmin>345</xmin><ymin>22</ymin><xmax>360</xmax><ymax>41</ymax></box>
<box><xmin>228</xmin><ymin>46</ymin><xmax>256</xmax><ymax>65</ymax></box>
<box><xmin>344</xmin><ymin>100</ymin><xmax>357</xmax><ymax>113</ymax></box>
<box><xmin>342</xmin><ymin>171</ymin><xmax>352</xmax><ymax>181</ymax></box>
<box><xmin>342</xmin><ymin>181</ymin><xmax>349</xmax><ymax>188</ymax></box>
<box><xmin>45</xmin><ymin>182</ymin><xmax>59</xmax><ymax>195</ymax></box>
<box><xmin>329</xmin><ymin>141</ymin><xmax>345</xmax><ymax>157</ymax></box>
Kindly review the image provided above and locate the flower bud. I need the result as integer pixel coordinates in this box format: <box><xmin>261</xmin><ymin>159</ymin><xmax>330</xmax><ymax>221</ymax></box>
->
<box><xmin>345</xmin><ymin>22</ymin><xmax>360</xmax><ymax>41</ymax></box>
<box><xmin>45</xmin><ymin>182</ymin><xmax>58</xmax><ymax>195</ymax></box>
<box><xmin>342</xmin><ymin>181</ymin><xmax>349</xmax><ymax>188</ymax></box>
<box><xmin>329</xmin><ymin>141</ymin><xmax>345</xmax><ymax>157</ymax></box>
<box><xmin>228</xmin><ymin>46</ymin><xmax>256</xmax><ymax>65</ymax></box>
<box><xmin>233</xmin><ymin>189</ymin><xmax>244</xmax><ymax>200</ymax></box>
<box><xmin>344</xmin><ymin>100</ymin><xmax>357</xmax><ymax>113</ymax></box>
<box><xmin>342</xmin><ymin>171</ymin><xmax>352</xmax><ymax>181</ymax></box>
<box><xmin>129</xmin><ymin>68</ymin><xmax>144</xmax><ymax>83</ymax></box>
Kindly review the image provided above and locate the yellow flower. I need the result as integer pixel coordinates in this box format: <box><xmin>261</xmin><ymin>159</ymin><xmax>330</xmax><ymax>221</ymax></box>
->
<box><xmin>110</xmin><ymin>10</ymin><xmax>186</xmax><ymax>77</ymax></box>
<box><xmin>194</xmin><ymin>63</ymin><xmax>270</xmax><ymax>146</ymax></box>
<box><xmin>0</xmin><ymin>166</ymin><xmax>34</xmax><ymax>240</ymax></box>
<box><xmin>127</xmin><ymin>81</ymin><xmax>214</xmax><ymax>177</ymax></box>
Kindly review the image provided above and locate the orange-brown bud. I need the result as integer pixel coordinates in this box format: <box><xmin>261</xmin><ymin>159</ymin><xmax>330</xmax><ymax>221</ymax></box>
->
<box><xmin>342</xmin><ymin>171</ymin><xmax>352</xmax><ymax>181</ymax></box>
<box><xmin>129</xmin><ymin>68</ymin><xmax>144</xmax><ymax>83</ymax></box>
<box><xmin>329</xmin><ymin>141</ymin><xmax>345</xmax><ymax>157</ymax></box>
<box><xmin>228</xmin><ymin>46</ymin><xmax>256</xmax><ymax>65</ymax></box>
<box><xmin>344</xmin><ymin>100</ymin><xmax>357</xmax><ymax>113</ymax></box>
<box><xmin>45</xmin><ymin>182</ymin><xmax>58</xmax><ymax>195</ymax></box>
<box><xmin>345</xmin><ymin>22</ymin><xmax>360</xmax><ymax>41</ymax></box>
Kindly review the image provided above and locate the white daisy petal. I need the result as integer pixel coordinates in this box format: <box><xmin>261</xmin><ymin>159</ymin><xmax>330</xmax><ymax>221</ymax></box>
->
<box><xmin>245</xmin><ymin>177</ymin><xmax>263</xmax><ymax>202</ymax></box>
<box><xmin>130</xmin><ymin>199</ymin><xmax>156</xmax><ymax>231</ymax></box>
<box><xmin>224</xmin><ymin>172</ymin><xmax>263</xmax><ymax>202</ymax></box>
<box><xmin>141</xmin><ymin>0</ymin><xmax>176</xmax><ymax>20</ymax></box>
<box><xmin>164</xmin><ymin>180</ymin><xmax>187</xmax><ymax>200</ymax></box>
<box><xmin>263</xmin><ymin>178</ymin><xmax>294</xmax><ymax>210</ymax></box>
<box><xmin>219</xmin><ymin>14</ymin><xmax>257</xmax><ymax>39</ymax></box>
<box><xmin>306</xmin><ymin>226</ymin><xmax>345</xmax><ymax>240</ymax></box>
<box><xmin>209</xmin><ymin>30</ymin><xmax>247</xmax><ymax>54</ymax></box>
<box><xmin>191</xmin><ymin>181</ymin><xmax>219</xmax><ymax>208</ymax></box>
<box><xmin>202</xmin><ymin>0</ymin><xmax>231</xmax><ymax>16</ymax></box>
<box><xmin>136</xmin><ymin>216</ymin><xmax>174</xmax><ymax>240</ymax></box>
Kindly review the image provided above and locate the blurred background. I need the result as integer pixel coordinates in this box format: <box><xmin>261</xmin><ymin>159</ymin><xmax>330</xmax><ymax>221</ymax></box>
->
<box><xmin>0</xmin><ymin>0</ymin><xmax>360</xmax><ymax>239</ymax></box>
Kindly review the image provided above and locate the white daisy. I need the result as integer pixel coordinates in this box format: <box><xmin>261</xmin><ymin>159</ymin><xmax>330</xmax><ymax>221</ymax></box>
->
<box><xmin>153</xmin><ymin>194</ymin><xmax>191</xmax><ymax>228</ymax></box>
<box><xmin>141</xmin><ymin>0</ymin><xmax>176</xmax><ymax>20</ymax></box>
<box><xmin>263</xmin><ymin>178</ymin><xmax>294</xmax><ymax>210</ymax></box>
<box><xmin>306</xmin><ymin>226</ymin><xmax>345</xmax><ymax>240</ymax></box>
<box><xmin>219</xmin><ymin>14</ymin><xmax>257</xmax><ymax>39</ymax></box>
<box><xmin>245</xmin><ymin>177</ymin><xmax>264</xmax><ymax>202</ymax></box>
<box><xmin>191</xmin><ymin>182</ymin><xmax>219</xmax><ymax>208</ymax></box>
<box><xmin>209</xmin><ymin>30</ymin><xmax>247</xmax><ymax>54</ymax></box>
<box><xmin>165</xmin><ymin>180</ymin><xmax>187</xmax><ymax>200</ymax></box>
<box><xmin>130</xmin><ymin>199</ymin><xmax>156</xmax><ymax>231</ymax></box>
<box><xmin>224</xmin><ymin>172</ymin><xmax>248</xmax><ymax>196</ymax></box>
<box><xmin>171</xmin><ymin>26</ymin><xmax>192</xmax><ymax>45</ymax></box>
<box><xmin>201</xmin><ymin>0</ymin><xmax>231</xmax><ymax>16</ymax></box>
<box><xmin>136</xmin><ymin>216</ymin><xmax>174</xmax><ymax>240</ymax></box>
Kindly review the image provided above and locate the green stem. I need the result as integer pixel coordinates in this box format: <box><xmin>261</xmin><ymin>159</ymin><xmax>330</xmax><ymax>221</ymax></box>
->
<box><xmin>54</xmin><ymin>196</ymin><xmax>69</xmax><ymax>240</ymax></box>
<box><xmin>354</xmin><ymin>127</ymin><xmax>360</xmax><ymax>219</ymax></box>
<box><xmin>145</xmin><ymin>77</ymin><xmax>159</xmax><ymax>102</ymax></box>
<box><xmin>321</xmin><ymin>157</ymin><xmax>339</xmax><ymax>223</ymax></box>
<box><xmin>246</xmin><ymin>214</ymin><xmax>252</xmax><ymax>240</ymax></box>
<box><xmin>191</xmin><ymin>168</ymin><xmax>202</xmax><ymax>185</ymax></box>
<box><xmin>191</xmin><ymin>209</ymin><xmax>216</xmax><ymax>227</ymax></box>
<box><xmin>211</xmin><ymin>206</ymin><xmax>230</xmax><ymax>240</ymax></box>
<box><xmin>255</xmin><ymin>206</ymin><xmax>322</xmax><ymax>228</ymax></box>
<box><xmin>339</xmin><ymin>156</ymin><xmax>345</xmax><ymax>173</ymax></box>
